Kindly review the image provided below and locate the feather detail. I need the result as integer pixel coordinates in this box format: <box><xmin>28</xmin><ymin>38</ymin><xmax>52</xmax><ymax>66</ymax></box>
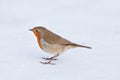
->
<box><xmin>61</xmin><ymin>43</ymin><xmax>92</xmax><ymax>49</ymax></box>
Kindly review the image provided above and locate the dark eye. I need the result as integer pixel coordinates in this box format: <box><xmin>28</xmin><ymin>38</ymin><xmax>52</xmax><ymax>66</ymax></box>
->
<box><xmin>35</xmin><ymin>30</ymin><xmax>38</xmax><ymax>32</ymax></box>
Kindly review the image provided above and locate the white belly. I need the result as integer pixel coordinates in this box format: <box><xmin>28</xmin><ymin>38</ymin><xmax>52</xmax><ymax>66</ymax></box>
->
<box><xmin>40</xmin><ymin>39</ymin><xmax>73</xmax><ymax>55</ymax></box>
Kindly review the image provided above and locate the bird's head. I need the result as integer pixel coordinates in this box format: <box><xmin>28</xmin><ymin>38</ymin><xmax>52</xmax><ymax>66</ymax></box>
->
<box><xmin>29</xmin><ymin>26</ymin><xmax>47</xmax><ymax>39</ymax></box>
<box><xmin>29</xmin><ymin>26</ymin><xmax>46</xmax><ymax>49</ymax></box>
<box><xmin>29</xmin><ymin>27</ymin><xmax>43</xmax><ymax>40</ymax></box>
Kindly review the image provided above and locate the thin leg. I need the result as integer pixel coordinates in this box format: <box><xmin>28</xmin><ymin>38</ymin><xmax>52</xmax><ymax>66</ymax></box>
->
<box><xmin>42</xmin><ymin>57</ymin><xmax>58</xmax><ymax>60</ymax></box>
<box><xmin>41</xmin><ymin>54</ymin><xmax>59</xmax><ymax>65</ymax></box>
<box><xmin>42</xmin><ymin>54</ymin><xmax>59</xmax><ymax>60</ymax></box>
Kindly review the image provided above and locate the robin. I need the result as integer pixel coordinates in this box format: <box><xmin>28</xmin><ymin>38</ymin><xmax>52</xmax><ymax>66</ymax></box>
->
<box><xmin>29</xmin><ymin>26</ymin><xmax>91</xmax><ymax>64</ymax></box>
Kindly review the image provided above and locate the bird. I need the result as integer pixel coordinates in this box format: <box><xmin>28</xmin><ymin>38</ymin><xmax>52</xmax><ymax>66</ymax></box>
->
<box><xmin>29</xmin><ymin>26</ymin><xmax>91</xmax><ymax>64</ymax></box>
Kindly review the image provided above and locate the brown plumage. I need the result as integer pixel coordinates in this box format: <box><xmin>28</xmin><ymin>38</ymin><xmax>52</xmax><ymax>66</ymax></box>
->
<box><xmin>30</xmin><ymin>26</ymin><xmax>91</xmax><ymax>64</ymax></box>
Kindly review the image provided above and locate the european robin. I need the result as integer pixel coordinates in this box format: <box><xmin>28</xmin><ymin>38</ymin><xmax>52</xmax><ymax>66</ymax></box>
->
<box><xmin>29</xmin><ymin>26</ymin><xmax>91</xmax><ymax>64</ymax></box>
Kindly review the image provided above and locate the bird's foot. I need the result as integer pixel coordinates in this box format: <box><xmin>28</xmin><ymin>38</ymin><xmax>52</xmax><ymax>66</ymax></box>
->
<box><xmin>41</xmin><ymin>54</ymin><xmax>59</xmax><ymax>65</ymax></box>
<box><xmin>40</xmin><ymin>61</ymin><xmax>56</xmax><ymax>65</ymax></box>
<box><xmin>42</xmin><ymin>57</ymin><xmax>58</xmax><ymax>60</ymax></box>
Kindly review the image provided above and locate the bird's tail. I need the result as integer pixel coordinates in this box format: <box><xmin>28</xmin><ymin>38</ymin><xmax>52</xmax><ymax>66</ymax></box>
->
<box><xmin>64</xmin><ymin>43</ymin><xmax>92</xmax><ymax>49</ymax></box>
<box><xmin>75</xmin><ymin>44</ymin><xmax>92</xmax><ymax>49</ymax></box>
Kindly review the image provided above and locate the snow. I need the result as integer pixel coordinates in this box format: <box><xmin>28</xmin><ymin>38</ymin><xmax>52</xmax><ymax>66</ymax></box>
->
<box><xmin>0</xmin><ymin>0</ymin><xmax>120</xmax><ymax>80</ymax></box>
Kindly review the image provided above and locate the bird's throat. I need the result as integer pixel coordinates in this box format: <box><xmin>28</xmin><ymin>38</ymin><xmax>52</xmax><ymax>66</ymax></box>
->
<box><xmin>34</xmin><ymin>32</ymin><xmax>43</xmax><ymax>49</ymax></box>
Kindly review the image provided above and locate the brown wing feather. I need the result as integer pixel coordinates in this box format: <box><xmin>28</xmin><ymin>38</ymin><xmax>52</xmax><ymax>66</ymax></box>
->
<box><xmin>38</xmin><ymin>27</ymin><xmax>92</xmax><ymax>49</ymax></box>
<box><xmin>39</xmin><ymin>27</ymin><xmax>72</xmax><ymax>44</ymax></box>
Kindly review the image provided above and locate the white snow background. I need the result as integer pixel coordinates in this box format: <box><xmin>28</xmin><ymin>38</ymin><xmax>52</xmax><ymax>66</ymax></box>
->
<box><xmin>0</xmin><ymin>0</ymin><xmax>120</xmax><ymax>80</ymax></box>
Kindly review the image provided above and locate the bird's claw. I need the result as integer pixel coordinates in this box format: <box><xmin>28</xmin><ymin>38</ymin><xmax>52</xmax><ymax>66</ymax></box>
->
<box><xmin>40</xmin><ymin>61</ymin><xmax>56</xmax><ymax>65</ymax></box>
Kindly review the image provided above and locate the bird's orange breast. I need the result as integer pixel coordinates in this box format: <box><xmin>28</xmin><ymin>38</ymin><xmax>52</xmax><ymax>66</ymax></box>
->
<box><xmin>33</xmin><ymin>29</ymin><xmax>43</xmax><ymax>49</ymax></box>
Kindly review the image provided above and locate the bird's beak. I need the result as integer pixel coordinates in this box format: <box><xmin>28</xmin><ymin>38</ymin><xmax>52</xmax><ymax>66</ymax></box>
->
<box><xmin>29</xmin><ymin>29</ymin><xmax>33</xmax><ymax>31</ymax></box>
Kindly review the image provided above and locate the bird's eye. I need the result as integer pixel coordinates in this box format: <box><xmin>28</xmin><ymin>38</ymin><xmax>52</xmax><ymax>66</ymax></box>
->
<box><xmin>35</xmin><ymin>30</ymin><xmax>38</xmax><ymax>32</ymax></box>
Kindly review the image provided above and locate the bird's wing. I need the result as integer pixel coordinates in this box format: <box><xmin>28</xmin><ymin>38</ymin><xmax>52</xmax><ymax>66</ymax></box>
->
<box><xmin>42</xmin><ymin>28</ymin><xmax>72</xmax><ymax>44</ymax></box>
<box><xmin>41</xmin><ymin>27</ymin><xmax>91</xmax><ymax>49</ymax></box>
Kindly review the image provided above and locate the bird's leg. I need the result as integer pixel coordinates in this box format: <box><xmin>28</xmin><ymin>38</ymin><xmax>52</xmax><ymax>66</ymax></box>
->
<box><xmin>42</xmin><ymin>57</ymin><xmax>57</xmax><ymax>60</ymax></box>
<box><xmin>41</xmin><ymin>54</ymin><xmax>59</xmax><ymax>65</ymax></box>
<box><xmin>42</xmin><ymin>54</ymin><xmax>59</xmax><ymax>60</ymax></box>
<box><xmin>49</xmin><ymin>54</ymin><xmax>59</xmax><ymax>60</ymax></box>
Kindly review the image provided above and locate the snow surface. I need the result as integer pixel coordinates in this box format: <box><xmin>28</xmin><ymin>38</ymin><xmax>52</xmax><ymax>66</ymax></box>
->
<box><xmin>0</xmin><ymin>0</ymin><xmax>120</xmax><ymax>80</ymax></box>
